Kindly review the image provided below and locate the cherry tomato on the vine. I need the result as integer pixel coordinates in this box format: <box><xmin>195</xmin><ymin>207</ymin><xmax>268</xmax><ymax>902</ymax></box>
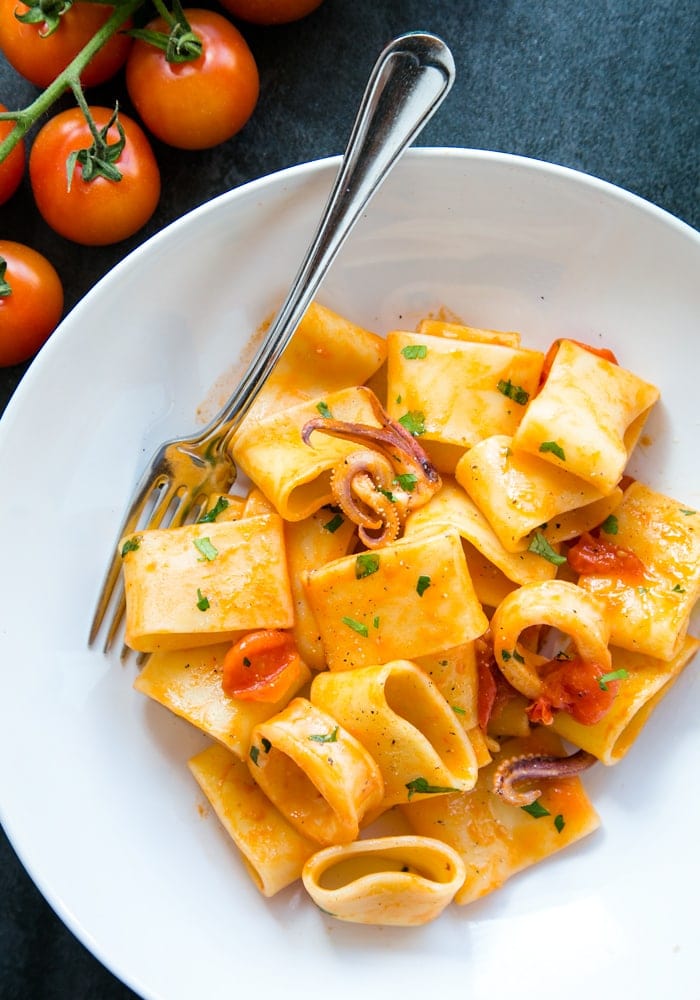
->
<box><xmin>0</xmin><ymin>241</ymin><xmax>63</xmax><ymax>366</ymax></box>
<box><xmin>0</xmin><ymin>0</ymin><xmax>132</xmax><ymax>89</ymax></box>
<box><xmin>126</xmin><ymin>9</ymin><xmax>259</xmax><ymax>150</ymax></box>
<box><xmin>29</xmin><ymin>107</ymin><xmax>160</xmax><ymax>246</ymax></box>
<box><xmin>215</xmin><ymin>0</ymin><xmax>325</xmax><ymax>24</ymax></box>
<box><xmin>0</xmin><ymin>104</ymin><xmax>25</xmax><ymax>205</ymax></box>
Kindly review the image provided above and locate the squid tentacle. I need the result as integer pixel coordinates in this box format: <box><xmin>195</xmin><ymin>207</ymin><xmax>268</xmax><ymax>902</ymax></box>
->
<box><xmin>492</xmin><ymin>749</ymin><xmax>597</xmax><ymax>806</ymax></box>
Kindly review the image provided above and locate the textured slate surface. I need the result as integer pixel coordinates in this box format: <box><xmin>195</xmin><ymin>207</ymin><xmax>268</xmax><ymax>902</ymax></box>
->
<box><xmin>0</xmin><ymin>0</ymin><xmax>698</xmax><ymax>997</ymax></box>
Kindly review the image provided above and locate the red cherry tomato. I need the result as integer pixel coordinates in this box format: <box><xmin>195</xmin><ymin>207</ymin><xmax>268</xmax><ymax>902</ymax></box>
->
<box><xmin>527</xmin><ymin>658</ymin><xmax>618</xmax><ymax>727</ymax></box>
<box><xmin>567</xmin><ymin>531</ymin><xmax>646</xmax><ymax>585</ymax></box>
<box><xmin>0</xmin><ymin>103</ymin><xmax>25</xmax><ymax>205</ymax></box>
<box><xmin>125</xmin><ymin>9</ymin><xmax>259</xmax><ymax>150</ymax></box>
<box><xmin>215</xmin><ymin>0</ymin><xmax>324</xmax><ymax>24</ymax></box>
<box><xmin>29</xmin><ymin>107</ymin><xmax>160</xmax><ymax>246</ymax></box>
<box><xmin>0</xmin><ymin>0</ymin><xmax>132</xmax><ymax>89</ymax></box>
<box><xmin>539</xmin><ymin>338</ymin><xmax>619</xmax><ymax>388</ymax></box>
<box><xmin>0</xmin><ymin>241</ymin><xmax>63</xmax><ymax>366</ymax></box>
<box><xmin>222</xmin><ymin>629</ymin><xmax>302</xmax><ymax>702</ymax></box>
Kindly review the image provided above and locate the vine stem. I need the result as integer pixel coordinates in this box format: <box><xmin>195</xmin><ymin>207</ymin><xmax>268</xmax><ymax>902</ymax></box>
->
<box><xmin>0</xmin><ymin>0</ymin><xmax>144</xmax><ymax>163</ymax></box>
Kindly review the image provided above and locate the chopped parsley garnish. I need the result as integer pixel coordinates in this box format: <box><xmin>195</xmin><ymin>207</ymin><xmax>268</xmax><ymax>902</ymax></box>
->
<box><xmin>600</xmin><ymin>514</ymin><xmax>619</xmax><ymax>535</ymax></box>
<box><xmin>528</xmin><ymin>531</ymin><xmax>567</xmax><ymax>565</ymax></box>
<box><xmin>398</xmin><ymin>410</ymin><xmax>426</xmax><ymax>436</ymax></box>
<box><xmin>401</xmin><ymin>344</ymin><xmax>428</xmax><ymax>360</ymax></box>
<box><xmin>316</xmin><ymin>401</ymin><xmax>333</xmax><ymax>418</ymax></box>
<box><xmin>196</xmin><ymin>588</ymin><xmax>210</xmax><ymax>612</ymax></box>
<box><xmin>672</xmin><ymin>584</ymin><xmax>686</xmax><ymax>593</ymax></box>
<box><xmin>521</xmin><ymin>800</ymin><xmax>551</xmax><ymax>819</ymax></box>
<box><xmin>197</xmin><ymin>496</ymin><xmax>230</xmax><ymax>523</ymax></box>
<box><xmin>598</xmin><ymin>668</ymin><xmax>629</xmax><ymax>691</ymax></box>
<box><xmin>249</xmin><ymin>746</ymin><xmax>261</xmax><ymax>766</ymax></box>
<box><xmin>120</xmin><ymin>536</ymin><xmax>141</xmax><ymax>556</ymax></box>
<box><xmin>451</xmin><ymin>705</ymin><xmax>466</xmax><ymax>716</ymax></box>
<box><xmin>416</xmin><ymin>574</ymin><xmax>431</xmax><ymax>597</ymax></box>
<box><xmin>406</xmin><ymin>777</ymin><xmax>460</xmax><ymax>800</ymax></box>
<box><xmin>355</xmin><ymin>553</ymin><xmax>380</xmax><ymax>579</ymax></box>
<box><xmin>539</xmin><ymin>440</ymin><xmax>566</xmax><ymax>461</ymax></box>
<box><xmin>377</xmin><ymin>487</ymin><xmax>397</xmax><ymax>502</ymax></box>
<box><xmin>497</xmin><ymin>378</ymin><xmax>529</xmax><ymax>405</ymax></box>
<box><xmin>396</xmin><ymin>394</ymin><xmax>402</xmax><ymax>405</ymax></box>
<box><xmin>323</xmin><ymin>512</ymin><xmax>344</xmax><ymax>533</ymax></box>
<box><xmin>309</xmin><ymin>726</ymin><xmax>339</xmax><ymax>744</ymax></box>
<box><xmin>679</xmin><ymin>509</ymin><xmax>696</xmax><ymax>516</ymax></box>
<box><xmin>261</xmin><ymin>737</ymin><xmax>272</xmax><ymax>754</ymax></box>
<box><xmin>342</xmin><ymin>616</ymin><xmax>368</xmax><ymax>637</ymax></box>
<box><xmin>554</xmin><ymin>813</ymin><xmax>566</xmax><ymax>833</ymax></box>
<box><xmin>194</xmin><ymin>536</ymin><xmax>218</xmax><ymax>561</ymax></box>
<box><xmin>373</xmin><ymin>616</ymin><xmax>380</xmax><ymax>629</ymax></box>
<box><xmin>394</xmin><ymin>473</ymin><xmax>418</xmax><ymax>493</ymax></box>
<box><xmin>502</xmin><ymin>648</ymin><xmax>525</xmax><ymax>664</ymax></box>
<box><xmin>242</xmin><ymin>656</ymin><xmax>251</xmax><ymax>667</ymax></box>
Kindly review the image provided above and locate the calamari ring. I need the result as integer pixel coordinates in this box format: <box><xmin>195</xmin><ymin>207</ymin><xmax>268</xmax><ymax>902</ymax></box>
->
<box><xmin>489</xmin><ymin>580</ymin><xmax>612</xmax><ymax>699</ymax></box>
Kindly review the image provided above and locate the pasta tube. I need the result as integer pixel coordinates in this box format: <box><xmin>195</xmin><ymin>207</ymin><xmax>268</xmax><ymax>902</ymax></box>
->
<box><xmin>311</xmin><ymin>660</ymin><xmax>479</xmax><ymax>808</ymax></box>
<box><xmin>512</xmin><ymin>339</ymin><xmax>659</xmax><ymax>493</ymax></box>
<box><xmin>247</xmin><ymin>698</ymin><xmax>384</xmax><ymax>846</ymax></box>
<box><xmin>302</xmin><ymin>835</ymin><xmax>466</xmax><ymax>926</ymax></box>
<box><xmin>188</xmin><ymin>743</ymin><xmax>317</xmax><ymax>897</ymax></box>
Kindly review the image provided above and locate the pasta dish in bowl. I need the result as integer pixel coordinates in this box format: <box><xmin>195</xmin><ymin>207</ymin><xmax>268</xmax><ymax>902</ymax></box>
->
<box><xmin>0</xmin><ymin>148</ymin><xmax>698</xmax><ymax>998</ymax></box>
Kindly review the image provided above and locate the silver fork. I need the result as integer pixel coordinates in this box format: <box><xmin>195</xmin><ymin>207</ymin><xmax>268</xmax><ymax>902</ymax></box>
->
<box><xmin>89</xmin><ymin>31</ymin><xmax>456</xmax><ymax>654</ymax></box>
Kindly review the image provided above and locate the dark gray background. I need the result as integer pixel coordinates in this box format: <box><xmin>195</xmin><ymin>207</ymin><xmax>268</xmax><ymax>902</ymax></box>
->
<box><xmin>1</xmin><ymin>1</ymin><xmax>698</xmax><ymax>997</ymax></box>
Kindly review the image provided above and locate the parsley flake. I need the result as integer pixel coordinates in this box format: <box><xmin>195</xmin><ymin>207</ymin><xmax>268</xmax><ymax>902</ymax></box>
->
<box><xmin>539</xmin><ymin>440</ymin><xmax>566</xmax><ymax>461</ymax></box>
<box><xmin>394</xmin><ymin>473</ymin><xmax>418</xmax><ymax>492</ymax></box>
<box><xmin>196</xmin><ymin>588</ymin><xmax>210</xmax><ymax>612</ymax></box>
<box><xmin>120</xmin><ymin>536</ymin><xmax>141</xmax><ymax>557</ymax></box>
<box><xmin>679</xmin><ymin>509</ymin><xmax>696</xmax><ymax>516</ymax></box>
<box><xmin>598</xmin><ymin>668</ymin><xmax>629</xmax><ymax>691</ymax></box>
<box><xmin>197</xmin><ymin>497</ymin><xmax>230</xmax><ymax>523</ymax></box>
<box><xmin>497</xmin><ymin>379</ymin><xmax>530</xmax><ymax>405</ymax></box>
<box><xmin>406</xmin><ymin>777</ymin><xmax>460</xmax><ymax>800</ymax></box>
<box><xmin>416</xmin><ymin>574</ymin><xmax>431</xmax><ymax>597</ymax></box>
<box><xmin>356</xmin><ymin>553</ymin><xmax>380</xmax><ymax>579</ymax></box>
<box><xmin>554</xmin><ymin>813</ymin><xmax>566</xmax><ymax>833</ymax></box>
<box><xmin>672</xmin><ymin>583</ymin><xmax>686</xmax><ymax>593</ymax></box>
<box><xmin>521</xmin><ymin>800</ymin><xmax>551</xmax><ymax>819</ymax></box>
<box><xmin>528</xmin><ymin>531</ymin><xmax>567</xmax><ymax>565</ymax></box>
<box><xmin>309</xmin><ymin>726</ymin><xmax>339</xmax><ymax>744</ymax></box>
<box><xmin>316</xmin><ymin>401</ymin><xmax>333</xmax><ymax>418</ymax></box>
<box><xmin>451</xmin><ymin>705</ymin><xmax>466</xmax><ymax>716</ymax></box>
<box><xmin>323</xmin><ymin>512</ymin><xmax>344</xmax><ymax>533</ymax></box>
<box><xmin>342</xmin><ymin>616</ymin><xmax>368</xmax><ymax>637</ymax></box>
<box><xmin>249</xmin><ymin>746</ymin><xmax>261</xmax><ymax>766</ymax></box>
<box><xmin>398</xmin><ymin>410</ymin><xmax>426</xmax><ymax>436</ymax></box>
<box><xmin>600</xmin><ymin>514</ymin><xmax>619</xmax><ymax>535</ymax></box>
<box><xmin>401</xmin><ymin>344</ymin><xmax>428</xmax><ymax>360</ymax></box>
<box><xmin>194</xmin><ymin>536</ymin><xmax>218</xmax><ymax>562</ymax></box>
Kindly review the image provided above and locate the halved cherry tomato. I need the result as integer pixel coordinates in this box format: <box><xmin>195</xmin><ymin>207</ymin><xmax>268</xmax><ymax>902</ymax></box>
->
<box><xmin>539</xmin><ymin>338</ymin><xmax>619</xmax><ymax>387</ymax></box>
<box><xmin>0</xmin><ymin>103</ymin><xmax>24</xmax><ymax>205</ymax></box>
<box><xmin>222</xmin><ymin>629</ymin><xmax>302</xmax><ymax>702</ymax></box>
<box><xmin>0</xmin><ymin>0</ymin><xmax>132</xmax><ymax>89</ymax></box>
<box><xmin>215</xmin><ymin>0</ymin><xmax>325</xmax><ymax>24</ymax></box>
<box><xmin>29</xmin><ymin>106</ymin><xmax>160</xmax><ymax>246</ymax></box>
<box><xmin>0</xmin><ymin>241</ymin><xmax>63</xmax><ymax>366</ymax></box>
<box><xmin>527</xmin><ymin>658</ymin><xmax>617</xmax><ymax>726</ymax></box>
<box><xmin>567</xmin><ymin>531</ymin><xmax>646</xmax><ymax>585</ymax></box>
<box><xmin>125</xmin><ymin>9</ymin><xmax>259</xmax><ymax>150</ymax></box>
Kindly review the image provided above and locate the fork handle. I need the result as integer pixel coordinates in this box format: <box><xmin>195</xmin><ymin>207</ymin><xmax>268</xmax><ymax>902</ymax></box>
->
<box><xmin>213</xmin><ymin>31</ymin><xmax>456</xmax><ymax>436</ymax></box>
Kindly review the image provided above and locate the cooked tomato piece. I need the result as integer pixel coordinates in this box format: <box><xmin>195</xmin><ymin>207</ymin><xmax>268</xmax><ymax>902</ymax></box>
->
<box><xmin>527</xmin><ymin>658</ymin><xmax>617</xmax><ymax>726</ymax></box>
<box><xmin>567</xmin><ymin>531</ymin><xmax>646</xmax><ymax>584</ymax></box>
<box><xmin>222</xmin><ymin>629</ymin><xmax>301</xmax><ymax>702</ymax></box>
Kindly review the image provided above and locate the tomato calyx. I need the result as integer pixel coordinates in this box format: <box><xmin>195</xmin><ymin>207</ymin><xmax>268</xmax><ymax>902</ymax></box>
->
<box><xmin>128</xmin><ymin>0</ymin><xmax>202</xmax><ymax>63</ymax></box>
<box><xmin>65</xmin><ymin>95</ymin><xmax>125</xmax><ymax>187</ymax></box>
<box><xmin>14</xmin><ymin>0</ymin><xmax>73</xmax><ymax>37</ymax></box>
<box><xmin>0</xmin><ymin>257</ymin><xmax>12</xmax><ymax>297</ymax></box>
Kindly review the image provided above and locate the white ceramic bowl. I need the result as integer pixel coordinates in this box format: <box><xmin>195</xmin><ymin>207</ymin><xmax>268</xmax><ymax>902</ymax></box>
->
<box><xmin>1</xmin><ymin>149</ymin><xmax>698</xmax><ymax>1000</ymax></box>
